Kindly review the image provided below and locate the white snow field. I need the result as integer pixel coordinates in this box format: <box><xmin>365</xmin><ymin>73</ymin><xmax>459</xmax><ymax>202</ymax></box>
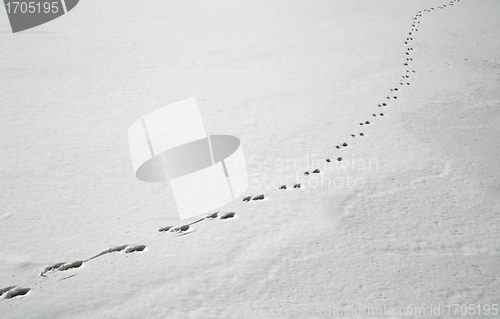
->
<box><xmin>1</xmin><ymin>0</ymin><xmax>499</xmax><ymax>318</ymax></box>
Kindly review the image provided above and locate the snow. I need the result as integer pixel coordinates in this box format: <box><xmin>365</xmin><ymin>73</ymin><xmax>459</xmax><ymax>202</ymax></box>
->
<box><xmin>1</xmin><ymin>0</ymin><xmax>499</xmax><ymax>318</ymax></box>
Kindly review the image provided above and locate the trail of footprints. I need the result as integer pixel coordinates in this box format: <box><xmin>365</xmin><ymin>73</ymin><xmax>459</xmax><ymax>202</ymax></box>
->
<box><xmin>287</xmin><ymin>0</ymin><xmax>459</xmax><ymax>180</ymax></box>
<box><xmin>37</xmin><ymin>244</ymin><xmax>147</xmax><ymax>276</ymax></box>
<box><xmin>1</xmin><ymin>0</ymin><xmax>460</xmax><ymax>301</ymax></box>
<box><xmin>157</xmin><ymin>211</ymin><xmax>237</xmax><ymax>236</ymax></box>
<box><xmin>0</xmin><ymin>244</ymin><xmax>147</xmax><ymax>300</ymax></box>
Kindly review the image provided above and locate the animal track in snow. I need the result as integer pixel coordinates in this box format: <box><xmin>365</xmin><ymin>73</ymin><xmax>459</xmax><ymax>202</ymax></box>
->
<box><xmin>157</xmin><ymin>211</ymin><xmax>239</xmax><ymax>236</ymax></box>
<box><xmin>125</xmin><ymin>245</ymin><xmax>147</xmax><ymax>253</ymax></box>
<box><xmin>237</xmin><ymin>194</ymin><xmax>265</xmax><ymax>201</ymax></box>
<box><xmin>2</xmin><ymin>287</ymin><xmax>30</xmax><ymax>300</ymax></box>
<box><xmin>41</xmin><ymin>260</ymin><xmax>83</xmax><ymax>276</ymax></box>
<box><xmin>85</xmin><ymin>244</ymin><xmax>146</xmax><ymax>263</ymax></box>
<box><xmin>278</xmin><ymin>183</ymin><xmax>303</xmax><ymax>190</ymax></box>
<box><xmin>158</xmin><ymin>225</ymin><xmax>174</xmax><ymax>232</ymax></box>
<box><xmin>206</xmin><ymin>212</ymin><xmax>219</xmax><ymax>219</ymax></box>
<box><xmin>220</xmin><ymin>212</ymin><xmax>236</xmax><ymax>219</ymax></box>
<box><xmin>173</xmin><ymin>224</ymin><xmax>190</xmax><ymax>232</ymax></box>
<box><xmin>0</xmin><ymin>286</ymin><xmax>17</xmax><ymax>297</ymax></box>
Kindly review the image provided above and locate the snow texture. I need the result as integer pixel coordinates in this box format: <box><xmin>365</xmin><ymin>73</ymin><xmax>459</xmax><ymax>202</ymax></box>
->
<box><xmin>1</xmin><ymin>0</ymin><xmax>499</xmax><ymax>318</ymax></box>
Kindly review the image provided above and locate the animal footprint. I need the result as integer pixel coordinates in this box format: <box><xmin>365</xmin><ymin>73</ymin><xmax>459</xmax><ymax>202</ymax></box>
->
<box><xmin>242</xmin><ymin>196</ymin><xmax>252</xmax><ymax>202</ymax></box>
<box><xmin>169</xmin><ymin>225</ymin><xmax>190</xmax><ymax>233</ymax></box>
<box><xmin>252</xmin><ymin>194</ymin><xmax>265</xmax><ymax>200</ymax></box>
<box><xmin>206</xmin><ymin>212</ymin><xmax>218</xmax><ymax>219</ymax></box>
<box><xmin>58</xmin><ymin>261</ymin><xmax>83</xmax><ymax>271</ymax></box>
<box><xmin>85</xmin><ymin>244</ymin><xmax>146</xmax><ymax>262</ymax></box>
<box><xmin>125</xmin><ymin>245</ymin><xmax>146</xmax><ymax>253</ymax></box>
<box><xmin>2</xmin><ymin>287</ymin><xmax>30</xmax><ymax>300</ymax></box>
<box><xmin>220</xmin><ymin>212</ymin><xmax>236</xmax><ymax>219</ymax></box>
<box><xmin>293</xmin><ymin>183</ymin><xmax>301</xmax><ymax>189</ymax></box>
<box><xmin>158</xmin><ymin>226</ymin><xmax>174</xmax><ymax>232</ymax></box>
<box><xmin>312</xmin><ymin>169</ymin><xmax>320</xmax><ymax>174</ymax></box>
<box><xmin>1</xmin><ymin>286</ymin><xmax>17</xmax><ymax>298</ymax></box>
<box><xmin>41</xmin><ymin>260</ymin><xmax>83</xmax><ymax>275</ymax></box>
<box><xmin>279</xmin><ymin>185</ymin><xmax>287</xmax><ymax>190</ymax></box>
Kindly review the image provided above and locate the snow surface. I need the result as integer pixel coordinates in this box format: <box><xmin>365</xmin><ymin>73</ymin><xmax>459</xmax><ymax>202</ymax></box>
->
<box><xmin>1</xmin><ymin>0</ymin><xmax>499</xmax><ymax>318</ymax></box>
